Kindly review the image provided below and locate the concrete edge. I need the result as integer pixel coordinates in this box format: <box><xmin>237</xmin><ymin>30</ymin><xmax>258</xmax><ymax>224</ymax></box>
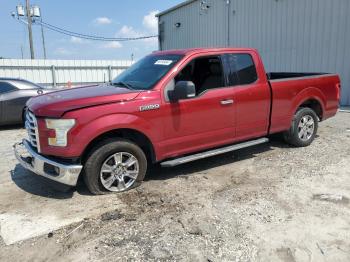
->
<box><xmin>339</xmin><ymin>107</ymin><xmax>350</xmax><ymax>113</ymax></box>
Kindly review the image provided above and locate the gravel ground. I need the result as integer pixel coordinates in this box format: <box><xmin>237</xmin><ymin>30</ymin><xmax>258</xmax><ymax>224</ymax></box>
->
<box><xmin>0</xmin><ymin>112</ymin><xmax>350</xmax><ymax>261</ymax></box>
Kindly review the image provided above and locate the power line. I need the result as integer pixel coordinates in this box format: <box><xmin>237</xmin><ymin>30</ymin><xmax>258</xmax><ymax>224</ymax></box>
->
<box><xmin>39</xmin><ymin>21</ymin><xmax>120</xmax><ymax>40</ymax></box>
<box><xmin>34</xmin><ymin>20</ymin><xmax>158</xmax><ymax>42</ymax></box>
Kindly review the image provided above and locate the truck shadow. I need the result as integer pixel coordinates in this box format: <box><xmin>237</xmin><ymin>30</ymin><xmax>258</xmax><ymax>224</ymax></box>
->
<box><xmin>145</xmin><ymin>137</ymin><xmax>290</xmax><ymax>182</ymax></box>
<box><xmin>10</xmin><ymin>137</ymin><xmax>292</xmax><ymax>198</ymax></box>
<box><xmin>10</xmin><ymin>165</ymin><xmax>89</xmax><ymax>199</ymax></box>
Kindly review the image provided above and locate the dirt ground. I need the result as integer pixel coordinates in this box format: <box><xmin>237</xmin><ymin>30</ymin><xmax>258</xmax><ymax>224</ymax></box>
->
<box><xmin>0</xmin><ymin>112</ymin><xmax>349</xmax><ymax>262</ymax></box>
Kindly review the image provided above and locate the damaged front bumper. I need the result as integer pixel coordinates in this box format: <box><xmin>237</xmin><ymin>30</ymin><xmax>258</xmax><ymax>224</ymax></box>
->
<box><xmin>13</xmin><ymin>139</ymin><xmax>82</xmax><ymax>186</ymax></box>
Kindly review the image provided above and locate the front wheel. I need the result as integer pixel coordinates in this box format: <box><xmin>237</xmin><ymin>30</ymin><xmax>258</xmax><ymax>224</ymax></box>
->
<box><xmin>283</xmin><ymin>107</ymin><xmax>318</xmax><ymax>147</ymax></box>
<box><xmin>83</xmin><ymin>139</ymin><xmax>147</xmax><ymax>195</ymax></box>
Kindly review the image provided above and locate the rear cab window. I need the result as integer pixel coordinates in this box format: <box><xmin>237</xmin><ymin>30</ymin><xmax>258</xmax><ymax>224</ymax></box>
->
<box><xmin>222</xmin><ymin>53</ymin><xmax>258</xmax><ymax>86</ymax></box>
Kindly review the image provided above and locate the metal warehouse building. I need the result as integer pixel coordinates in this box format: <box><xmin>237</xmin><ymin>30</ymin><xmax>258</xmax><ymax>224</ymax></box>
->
<box><xmin>157</xmin><ymin>0</ymin><xmax>350</xmax><ymax>106</ymax></box>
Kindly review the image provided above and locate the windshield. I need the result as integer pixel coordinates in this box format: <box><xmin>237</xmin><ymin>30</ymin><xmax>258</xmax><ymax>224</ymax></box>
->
<box><xmin>112</xmin><ymin>54</ymin><xmax>183</xmax><ymax>90</ymax></box>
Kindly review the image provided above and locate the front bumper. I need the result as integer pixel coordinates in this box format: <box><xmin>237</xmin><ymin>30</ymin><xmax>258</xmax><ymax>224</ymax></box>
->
<box><xmin>13</xmin><ymin>139</ymin><xmax>82</xmax><ymax>186</ymax></box>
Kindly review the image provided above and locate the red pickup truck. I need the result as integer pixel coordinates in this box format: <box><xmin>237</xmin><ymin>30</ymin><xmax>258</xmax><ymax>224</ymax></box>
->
<box><xmin>14</xmin><ymin>48</ymin><xmax>340</xmax><ymax>194</ymax></box>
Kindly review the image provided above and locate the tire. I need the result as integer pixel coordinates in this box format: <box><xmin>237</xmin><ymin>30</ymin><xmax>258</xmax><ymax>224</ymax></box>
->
<box><xmin>83</xmin><ymin>139</ymin><xmax>147</xmax><ymax>195</ymax></box>
<box><xmin>283</xmin><ymin>107</ymin><xmax>318</xmax><ymax>147</ymax></box>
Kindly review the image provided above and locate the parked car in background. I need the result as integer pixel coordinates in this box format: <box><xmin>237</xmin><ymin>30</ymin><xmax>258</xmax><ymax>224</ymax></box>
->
<box><xmin>0</xmin><ymin>78</ymin><xmax>57</xmax><ymax>126</ymax></box>
<box><xmin>14</xmin><ymin>48</ymin><xmax>340</xmax><ymax>194</ymax></box>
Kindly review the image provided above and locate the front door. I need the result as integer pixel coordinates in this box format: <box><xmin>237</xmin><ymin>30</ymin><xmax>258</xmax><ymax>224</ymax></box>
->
<box><xmin>0</xmin><ymin>81</ymin><xmax>16</xmax><ymax>124</ymax></box>
<box><xmin>159</xmin><ymin>55</ymin><xmax>236</xmax><ymax>159</ymax></box>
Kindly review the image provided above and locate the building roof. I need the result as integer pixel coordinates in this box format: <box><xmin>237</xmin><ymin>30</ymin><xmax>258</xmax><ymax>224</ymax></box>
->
<box><xmin>156</xmin><ymin>0</ymin><xmax>197</xmax><ymax>17</ymax></box>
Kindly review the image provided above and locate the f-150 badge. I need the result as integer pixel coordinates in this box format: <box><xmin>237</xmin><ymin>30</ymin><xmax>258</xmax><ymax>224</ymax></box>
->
<box><xmin>139</xmin><ymin>104</ymin><xmax>160</xmax><ymax>112</ymax></box>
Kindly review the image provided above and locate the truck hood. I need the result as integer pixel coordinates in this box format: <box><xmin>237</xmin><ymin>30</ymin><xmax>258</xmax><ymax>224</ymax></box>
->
<box><xmin>27</xmin><ymin>84</ymin><xmax>141</xmax><ymax>117</ymax></box>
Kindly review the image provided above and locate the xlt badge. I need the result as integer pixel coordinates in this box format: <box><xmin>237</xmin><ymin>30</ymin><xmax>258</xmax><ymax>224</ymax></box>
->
<box><xmin>139</xmin><ymin>104</ymin><xmax>160</xmax><ymax>112</ymax></box>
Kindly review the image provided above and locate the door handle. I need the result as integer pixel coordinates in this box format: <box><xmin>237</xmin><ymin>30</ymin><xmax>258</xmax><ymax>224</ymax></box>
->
<box><xmin>220</xmin><ymin>99</ymin><xmax>234</xmax><ymax>105</ymax></box>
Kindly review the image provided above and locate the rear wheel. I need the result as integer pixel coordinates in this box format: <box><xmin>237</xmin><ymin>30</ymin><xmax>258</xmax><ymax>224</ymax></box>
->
<box><xmin>83</xmin><ymin>139</ymin><xmax>147</xmax><ymax>195</ymax></box>
<box><xmin>283</xmin><ymin>107</ymin><xmax>318</xmax><ymax>147</ymax></box>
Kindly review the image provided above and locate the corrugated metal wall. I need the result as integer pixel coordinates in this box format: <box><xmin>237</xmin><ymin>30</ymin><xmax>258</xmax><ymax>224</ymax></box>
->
<box><xmin>159</xmin><ymin>0</ymin><xmax>350</xmax><ymax>105</ymax></box>
<box><xmin>0</xmin><ymin>59</ymin><xmax>132</xmax><ymax>87</ymax></box>
<box><xmin>159</xmin><ymin>0</ymin><xmax>228</xmax><ymax>49</ymax></box>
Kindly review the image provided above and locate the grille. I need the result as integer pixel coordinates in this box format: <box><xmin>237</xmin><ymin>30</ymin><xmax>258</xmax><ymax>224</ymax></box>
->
<box><xmin>25</xmin><ymin>111</ymin><xmax>41</xmax><ymax>152</ymax></box>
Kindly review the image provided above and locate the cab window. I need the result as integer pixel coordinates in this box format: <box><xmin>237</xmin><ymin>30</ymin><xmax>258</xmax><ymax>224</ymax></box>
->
<box><xmin>174</xmin><ymin>56</ymin><xmax>225</xmax><ymax>96</ymax></box>
<box><xmin>222</xmin><ymin>53</ymin><xmax>258</xmax><ymax>86</ymax></box>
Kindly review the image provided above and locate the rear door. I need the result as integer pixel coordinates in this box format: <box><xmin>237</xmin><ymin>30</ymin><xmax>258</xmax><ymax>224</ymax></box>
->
<box><xmin>222</xmin><ymin>53</ymin><xmax>271</xmax><ymax>141</ymax></box>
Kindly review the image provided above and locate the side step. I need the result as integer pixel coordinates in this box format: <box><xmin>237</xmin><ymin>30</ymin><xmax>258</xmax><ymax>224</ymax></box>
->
<box><xmin>161</xmin><ymin>137</ymin><xmax>269</xmax><ymax>167</ymax></box>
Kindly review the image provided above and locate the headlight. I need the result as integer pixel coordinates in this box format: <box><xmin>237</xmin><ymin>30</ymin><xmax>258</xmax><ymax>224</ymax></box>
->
<box><xmin>45</xmin><ymin>119</ymin><xmax>76</xmax><ymax>147</ymax></box>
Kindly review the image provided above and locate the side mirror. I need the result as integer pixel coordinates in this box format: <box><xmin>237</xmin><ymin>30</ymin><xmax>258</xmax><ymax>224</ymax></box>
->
<box><xmin>168</xmin><ymin>81</ymin><xmax>196</xmax><ymax>102</ymax></box>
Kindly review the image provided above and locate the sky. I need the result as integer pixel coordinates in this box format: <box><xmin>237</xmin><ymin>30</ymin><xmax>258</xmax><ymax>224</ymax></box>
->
<box><xmin>0</xmin><ymin>0</ymin><xmax>182</xmax><ymax>60</ymax></box>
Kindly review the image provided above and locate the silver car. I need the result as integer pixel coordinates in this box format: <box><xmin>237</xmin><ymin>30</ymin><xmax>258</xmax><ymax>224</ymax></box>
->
<box><xmin>0</xmin><ymin>78</ymin><xmax>57</xmax><ymax>125</ymax></box>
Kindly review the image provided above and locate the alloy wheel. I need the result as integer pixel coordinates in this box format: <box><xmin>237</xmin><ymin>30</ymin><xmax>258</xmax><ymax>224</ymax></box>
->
<box><xmin>297</xmin><ymin>115</ymin><xmax>315</xmax><ymax>141</ymax></box>
<box><xmin>100</xmin><ymin>152</ymin><xmax>139</xmax><ymax>192</ymax></box>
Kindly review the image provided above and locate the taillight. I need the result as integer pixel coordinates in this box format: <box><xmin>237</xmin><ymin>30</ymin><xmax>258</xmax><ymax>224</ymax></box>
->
<box><xmin>336</xmin><ymin>83</ymin><xmax>341</xmax><ymax>101</ymax></box>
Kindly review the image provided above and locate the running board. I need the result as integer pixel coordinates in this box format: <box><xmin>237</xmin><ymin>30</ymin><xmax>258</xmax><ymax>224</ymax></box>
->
<box><xmin>161</xmin><ymin>138</ymin><xmax>269</xmax><ymax>167</ymax></box>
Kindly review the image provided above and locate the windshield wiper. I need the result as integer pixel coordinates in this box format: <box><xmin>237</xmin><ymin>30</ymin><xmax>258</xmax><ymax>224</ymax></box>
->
<box><xmin>112</xmin><ymin>81</ymin><xmax>134</xmax><ymax>90</ymax></box>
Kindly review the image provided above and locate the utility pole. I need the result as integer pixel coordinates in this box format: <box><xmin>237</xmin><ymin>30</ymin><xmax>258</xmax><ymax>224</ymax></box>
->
<box><xmin>25</xmin><ymin>0</ymin><xmax>35</xmax><ymax>59</ymax></box>
<box><xmin>13</xmin><ymin>4</ymin><xmax>46</xmax><ymax>59</ymax></box>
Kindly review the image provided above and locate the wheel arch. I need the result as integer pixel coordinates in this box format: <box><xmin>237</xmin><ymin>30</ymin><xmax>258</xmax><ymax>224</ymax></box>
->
<box><xmin>292</xmin><ymin>87</ymin><xmax>326</xmax><ymax>121</ymax></box>
<box><xmin>297</xmin><ymin>98</ymin><xmax>324</xmax><ymax>120</ymax></box>
<box><xmin>81</xmin><ymin>128</ymin><xmax>157</xmax><ymax>165</ymax></box>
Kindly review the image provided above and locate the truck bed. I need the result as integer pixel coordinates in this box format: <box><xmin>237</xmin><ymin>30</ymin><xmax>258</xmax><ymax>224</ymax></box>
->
<box><xmin>268</xmin><ymin>73</ymin><xmax>340</xmax><ymax>134</ymax></box>
<box><xmin>267</xmin><ymin>72</ymin><xmax>327</xmax><ymax>80</ymax></box>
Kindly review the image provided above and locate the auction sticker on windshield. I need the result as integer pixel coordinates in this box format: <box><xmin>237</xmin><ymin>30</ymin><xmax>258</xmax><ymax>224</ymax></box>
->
<box><xmin>154</xmin><ymin>60</ymin><xmax>173</xmax><ymax>66</ymax></box>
